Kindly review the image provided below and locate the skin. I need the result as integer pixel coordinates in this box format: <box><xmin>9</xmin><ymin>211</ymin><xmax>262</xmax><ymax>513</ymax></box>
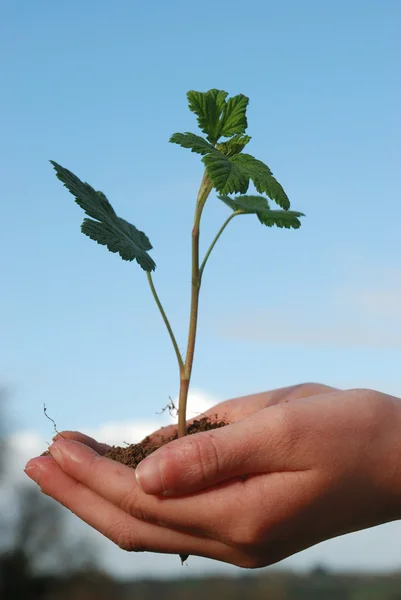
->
<box><xmin>25</xmin><ymin>383</ymin><xmax>401</xmax><ymax>568</ymax></box>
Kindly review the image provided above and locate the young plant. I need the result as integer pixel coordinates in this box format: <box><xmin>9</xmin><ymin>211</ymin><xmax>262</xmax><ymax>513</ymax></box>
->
<box><xmin>50</xmin><ymin>88</ymin><xmax>304</xmax><ymax>440</ymax></box>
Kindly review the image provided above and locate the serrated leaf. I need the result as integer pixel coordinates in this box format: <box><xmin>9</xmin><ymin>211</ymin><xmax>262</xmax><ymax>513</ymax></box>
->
<box><xmin>187</xmin><ymin>89</ymin><xmax>228</xmax><ymax>144</ymax></box>
<box><xmin>257</xmin><ymin>210</ymin><xmax>304</xmax><ymax>229</ymax></box>
<box><xmin>81</xmin><ymin>217</ymin><xmax>156</xmax><ymax>269</ymax></box>
<box><xmin>216</xmin><ymin>134</ymin><xmax>251</xmax><ymax>157</ymax></box>
<box><xmin>219</xmin><ymin>194</ymin><xmax>304</xmax><ymax>229</ymax></box>
<box><xmin>200</xmin><ymin>147</ymin><xmax>291</xmax><ymax>207</ymax></box>
<box><xmin>230</xmin><ymin>154</ymin><xmax>290</xmax><ymax>210</ymax></box>
<box><xmin>51</xmin><ymin>160</ymin><xmax>117</xmax><ymax>223</ymax></box>
<box><xmin>51</xmin><ymin>161</ymin><xmax>156</xmax><ymax>271</ymax></box>
<box><xmin>169</xmin><ymin>132</ymin><xmax>214</xmax><ymax>155</ymax></box>
<box><xmin>202</xmin><ymin>151</ymin><xmax>249</xmax><ymax>195</ymax></box>
<box><xmin>219</xmin><ymin>94</ymin><xmax>249</xmax><ymax>138</ymax></box>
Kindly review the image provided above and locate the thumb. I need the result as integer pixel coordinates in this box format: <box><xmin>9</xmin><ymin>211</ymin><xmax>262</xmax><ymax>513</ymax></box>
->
<box><xmin>135</xmin><ymin>408</ymin><xmax>290</xmax><ymax>496</ymax></box>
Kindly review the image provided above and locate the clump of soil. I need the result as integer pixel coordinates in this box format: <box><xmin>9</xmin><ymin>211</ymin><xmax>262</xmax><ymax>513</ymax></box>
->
<box><xmin>105</xmin><ymin>415</ymin><xmax>229</xmax><ymax>469</ymax></box>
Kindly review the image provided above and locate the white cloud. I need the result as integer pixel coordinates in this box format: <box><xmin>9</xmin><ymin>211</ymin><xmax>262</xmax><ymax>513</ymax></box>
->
<box><xmin>213</xmin><ymin>269</ymin><xmax>401</xmax><ymax>348</ymax></box>
<box><xmin>335</xmin><ymin>284</ymin><xmax>401</xmax><ymax>319</ymax></box>
<box><xmin>215</xmin><ymin>308</ymin><xmax>401</xmax><ymax>348</ymax></box>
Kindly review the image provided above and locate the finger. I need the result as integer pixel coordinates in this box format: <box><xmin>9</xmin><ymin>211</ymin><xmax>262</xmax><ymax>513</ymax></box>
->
<box><xmin>136</xmin><ymin>405</ymin><xmax>309</xmax><ymax>496</ymax></box>
<box><xmin>53</xmin><ymin>431</ymin><xmax>111</xmax><ymax>455</ymax></box>
<box><xmin>228</xmin><ymin>383</ymin><xmax>339</xmax><ymax>418</ymax></box>
<box><xmin>263</xmin><ymin>383</ymin><xmax>339</xmax><ymax>405</ymax></box>
<box><xmin>24</xmin><ymin>455</ymin><xmax>231</xmax><ymax>562</ymax></box>
<box><xmin>143</xmin><ymin>383</ymin><xmax>338</xmax><ymax>445</ymax></box>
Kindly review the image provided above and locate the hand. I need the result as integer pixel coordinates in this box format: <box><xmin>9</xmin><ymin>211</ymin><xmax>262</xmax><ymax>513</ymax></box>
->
<box><xmin>24</xmin><ymin>384</ymin><xmax>401</xmax><ymax>568</ymax></box>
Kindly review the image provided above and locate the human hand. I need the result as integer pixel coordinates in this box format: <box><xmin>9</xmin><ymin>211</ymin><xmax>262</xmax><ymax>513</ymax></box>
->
<box><xmin>24</xmin><ymin>385</ymin><xmax>401</xmax><ymax>568</ymax></box>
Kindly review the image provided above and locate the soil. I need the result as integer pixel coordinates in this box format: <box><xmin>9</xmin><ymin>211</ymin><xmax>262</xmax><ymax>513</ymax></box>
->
<box><xmin>104</xmin><ymin>415</ymin><xmax>229</xmax><ymax>468</ymax></box>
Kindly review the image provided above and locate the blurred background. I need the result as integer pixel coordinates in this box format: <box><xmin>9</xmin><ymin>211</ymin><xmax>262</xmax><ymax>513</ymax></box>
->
<box><xmin>1</xmin><ymin>0</ymin><xmax>400</xmax><ymax>598</ymax></box>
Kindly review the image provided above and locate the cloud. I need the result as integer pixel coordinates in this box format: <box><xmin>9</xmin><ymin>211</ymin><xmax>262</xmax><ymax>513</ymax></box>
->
<box><xmin>213</xmin><ymin>272</ymin><xmax>401</xmax><ymax>348</ymax></box>
<box><xmin>216</xmin><ymin>310</ymin><xmax>401</xmax><ymax>348</ymax></box>
<box><xmin>335</xmin><ymin>284</ymin><xmax>401</xmax><ymax>319</ymax></box>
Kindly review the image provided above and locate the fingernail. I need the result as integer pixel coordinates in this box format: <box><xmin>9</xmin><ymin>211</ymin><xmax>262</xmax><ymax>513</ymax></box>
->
<box><xmin>48</xmin><ymin>442</ymin><xmax>63</xmax><ymax>463</ymax></box>
<box><xmin>24</xmin><ymin>456</ymin><xmax>50</xmax><ymax>484</ymax></box>
<box><xmin>48</xmin><ymin>439</ymin><xmax>86</xmax><ymax>464</ymax></box>
<box><xmin>135</xmin><ymin>455</ymin><xmax>166</xmax><ymax>495</ymax></box>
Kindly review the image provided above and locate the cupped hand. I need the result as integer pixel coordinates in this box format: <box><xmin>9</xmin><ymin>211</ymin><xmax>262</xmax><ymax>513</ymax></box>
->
<box><xmin>25</xmin><ymin>384</ymin><xmax>401</xmax><ymax>568</ymax></box>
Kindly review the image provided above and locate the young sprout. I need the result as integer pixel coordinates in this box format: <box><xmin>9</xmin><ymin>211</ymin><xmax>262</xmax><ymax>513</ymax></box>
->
<box><xmin>50</xmin><ymin>89</ymin><xmax>304</xmax><ymax>439</ymax></box>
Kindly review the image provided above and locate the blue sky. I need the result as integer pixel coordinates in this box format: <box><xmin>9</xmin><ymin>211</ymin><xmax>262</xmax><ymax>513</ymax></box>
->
<box><xmin>1</xmin><ymin>0</ymin><xmax>400</xmax><ymax>439</ymax></box>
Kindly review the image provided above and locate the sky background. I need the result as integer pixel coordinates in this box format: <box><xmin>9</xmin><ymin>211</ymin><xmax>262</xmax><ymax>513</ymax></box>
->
<box><xmin>1</xmin><ymin>0</ymin><xmax>400</xmax><ymax>578</ymax></box>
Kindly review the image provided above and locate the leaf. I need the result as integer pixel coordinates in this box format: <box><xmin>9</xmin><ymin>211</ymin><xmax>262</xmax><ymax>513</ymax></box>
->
<box><xmin>219</xmin><ymin>94</ymin><xmax>249</xmax><ymax>138</ymax></box>
<box><xmin>169</xmin><ymin>131</ymin><xmax>251</xmax><ymax>194</ymax></box>
<box><xmin>187</xmin><ymin>89</ymin><xmax>228</xmax><ymax>143</ymax></box>
<box><xmin>256</xmin><ymin>210</ymin><xmax>304</xmax><ymax>229</ymax></box>
<box><xmin>219</xmin><ymin>194</ymin><xmax>304</xmax><ymax>229</ymax></box>
<box><xmin>50</xmin><ymin>161</ymin><xmax>156</xmax><ymax>271</ymax></box>
<box><xmin>199</xmin><ymin>146</ymin><xmax>291</xmax><ymax>207</ymax></box>
<box><xmin>202</xmin><ymin>151</ymin><xmax>250</xmax><ymax>195</ymax></box>
<box><xmin>219</xmin><ymin>194</ymin><xmax>270</xmax><ymax>213</ymax></box>
<box><xmin>81</xmin><ymin>218</ymin><xmax>156</xmax><ymax>270</ymax></box>
<box><xmin>169</xmin><ymin>132</ymin><xmax>214</xmax><ymax>156</ymax></box>
<box><xmin>216</xmin><ymin>134</ymin><xmax>252</xmax><ymax>157</ymax></box>
<box><xmin>199</xmin><ymin>150</ymin><xmax>277</xmax><ymax>201</ymax></box>
<box><xmin>51</xmin><ymin>160</ymin><xmax>117</xmax><ymax>223</ymax></box>
<box><xmin>230</xmin><ymin>154</ymin><xmax>290</xmax><ymax>210</ymax></box>
<box><xmin>186</xmin><ymin>89</ymin><xmax>249</xmax><ymax>144</ymax></box>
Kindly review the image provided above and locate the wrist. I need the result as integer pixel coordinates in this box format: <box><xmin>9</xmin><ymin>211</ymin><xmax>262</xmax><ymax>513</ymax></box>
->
<box><xmin>368</xmin><ymin>390</ymin><xmax>401</xmax><ymax>522</ymax></box>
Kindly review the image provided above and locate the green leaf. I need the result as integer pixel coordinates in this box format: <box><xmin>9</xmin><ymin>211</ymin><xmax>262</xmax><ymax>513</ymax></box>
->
<box><xmin>81</xmin><ymin>217</ymin><xmax>156</xmax><ymax>269</ymax></box>
<box><xmin>51</xmin><ymin>160</ymin><xmax>117</xmax><ymax>223</ymax></box>
<box><xmin>50</xmin><ymin>161</ymin><xmax>156</xmax><ymax>271</ymax></box>
<box><xmin>199</xmin><ymin>146</ymin><xmax>291</xmax><ymax>207</ymax></box>
<box><xmin>219</xmin><ymin>194</ymin><xmax>304</xmax><ymax>229</ymax></box>
<box><xmin>169</xmin><ymin>132</ymin><xmax>214</xmax><ymax>155</ymax></box>
<box><xmin>256</xmin><ymin>209</ymin><xmax>304</xmax><ymax>229</ymax></box>
<box><xmin>216</xmin><ymin>134</ymin><xmax>251</xmax><ymax>157</ymax></box>
<box><xmin>219</xmin><ymin>94</ymin><xmax>249</xmax><ymax>138</ymax></box>
<box><xmin>196</xmin><ymin>144</ymin><xmax>290</xmax><ymax>210</ymax></box>
<box><xmin>219</xmin><ymin>194</ymin><xmax>270</xmax><ymax>213</ymax></box>
<box><xmin>202</xmin><ymin>151</ymin><xmax>250</xmax><ymax>195</ymax></box>
<box><xmin>187</xmin><ymin>89</ymin><xmax>228</xmax><ymax>144</ymax></box>
<box><xmin>186</xmin><ymin>89</ymin><xmax>249</xmax><ymax>144</ymax></box>
<box><xmin>230</xmin><ymin>154</ymin><xmax>290</xmax><ymax>210</ymax></box>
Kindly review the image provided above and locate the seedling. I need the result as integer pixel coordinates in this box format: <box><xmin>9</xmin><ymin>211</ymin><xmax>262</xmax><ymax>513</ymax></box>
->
<box><xmin>50</xmin><ymin>88</ymin><xmax>304</xmax><ymax>442</ymax></box>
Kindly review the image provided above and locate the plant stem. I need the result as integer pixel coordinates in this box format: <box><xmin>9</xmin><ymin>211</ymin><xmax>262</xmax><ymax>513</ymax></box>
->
<box><xmin>199</xmin><ymin>212</ymin><xmax>240</xmax><ymax>281</ymax></box>
<box><xmin>177</xmin><ymin>170</ymin><xmax>213</xmax><ymax>438</ymax></box>
<box><xmin>146</xmin><ymin>271</ymin><xmax>184</xmax><ymax>373</ymax></box>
